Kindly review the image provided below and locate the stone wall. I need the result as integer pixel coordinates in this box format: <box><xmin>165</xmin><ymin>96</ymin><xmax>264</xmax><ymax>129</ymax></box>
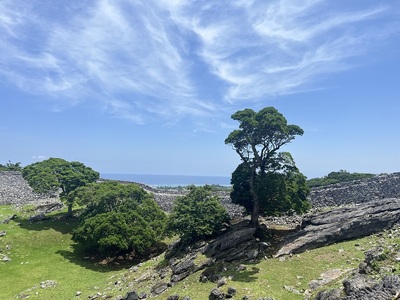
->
<box><xmin>0</xmin><ymin>171</ymin><xmax>58</xmax><ymax>205</ymax></box>
<box><xmin>0</xmin><ymin>171</ymin><xmax>244</xmax><ymax>216</ymax></box>
<box><xmin>309</xmin><ymin>172</ymin><xmax>400</xmax><ymax>207</ymax></box>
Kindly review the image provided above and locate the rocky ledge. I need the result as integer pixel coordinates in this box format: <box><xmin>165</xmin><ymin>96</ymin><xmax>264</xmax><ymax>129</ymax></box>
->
<box><xmin>276</xmin><ymin>198</ymin><xmax>400</xmax><ymax>257</ymax></box>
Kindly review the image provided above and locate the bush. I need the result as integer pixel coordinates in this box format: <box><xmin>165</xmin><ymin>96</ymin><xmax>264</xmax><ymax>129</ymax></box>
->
<box><xmin>72</xmin><ymin>211</ymin><xmax>156</xmax><ymax>256</ymax></box>
<box><xmin>72</xmin><ymin>181</ymin><xmax>167</xmax><ymax>256</ymax></box>
<box><xmin>166</xmin><ymin>185</ymin><xmax>229</xmax><ymax>242</ymax></box>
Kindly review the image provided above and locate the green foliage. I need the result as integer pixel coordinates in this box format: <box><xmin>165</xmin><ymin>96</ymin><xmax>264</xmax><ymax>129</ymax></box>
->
<box><xmin>23</xmin><ymin>158</ymin><xmax>99</xmax><ymax>196</ymax></box>
<box><xmin>225</xmin><ymin>107</ymin><xmax>306</xmax><ymax>225</ymax></box>
<box><xmin>307</xmin><ymin>170</ymin><xmax>375</xmax><ymax>188</ymax></box>
<box><xmin>0</xmin><ymin>160</ymin><xmax>22</xmax><ymax>171</ymax></box>
<box><xmin>166</xmin><ymin>185</ymin><xmax>229</xmax><ymax>242</ymax></box>
<box><xmin>231</xmin><ymin>154</ymin><xmax>310</xmax><ymax>216</ymax></box>
<box><xmin>72</xmin><ymin>181</ymin><xmax>167</xmax><ymax>256</ymax></box>
<box><xmin>72</xmin><ymin>211</ymin><xmax>156</xmax><ymax>256</ymax></box>
<box><xmin>22</xmin><ymin>158</ymin><xmax>99</xmax><ymax>214</ymax></box>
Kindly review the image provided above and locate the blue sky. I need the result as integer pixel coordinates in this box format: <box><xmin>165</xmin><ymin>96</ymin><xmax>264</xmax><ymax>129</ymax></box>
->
<box><xmin>1</xmin><ymin>0</ymin><xmax>400</xmax><ymax>178</ymax></box>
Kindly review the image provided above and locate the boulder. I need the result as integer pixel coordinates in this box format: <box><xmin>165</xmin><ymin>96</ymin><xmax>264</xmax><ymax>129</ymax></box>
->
<box><xmin>276</xmin><ymin>198</ymin><xmax>400</xmax><ymax>256</ymax></box>
<box><xmin>150</xmin><ymin>281</ymin><xmax>168</xmax><ymax>296</ymax></box>
<box><xmin>2</xmin><ymin>214</ymin><xmax>16</xmax><ymax>224</ymax></box>
<box><xmin>209</xmin><ymin>288</ymin><xmax>224</xmax><ymax>300</ymax></box>
<box><xmin>124</xmin><ymin>291</ymin><xmax>139</xmax><ymax>300</ymax></box>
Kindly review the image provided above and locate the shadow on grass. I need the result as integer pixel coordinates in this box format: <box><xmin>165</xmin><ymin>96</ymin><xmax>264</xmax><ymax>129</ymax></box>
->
<box><xmin>14</xmin><ymin>213</ymin><xmax>78</xmax><ymax>235</ymax></box>
<box><xmin>56</xmin><ymin>245</ymin><xmax>126</xmax><ymax>272</ymax></box>
<box><xmin>57</xmin><ymin>241</ymin><xmax>168</xmax><ymax>272</ymax></box>
<box><xmin>13</xmin><ymin>211</ymin><xmax>167</xmax><ymax>272</ymax></box>
<box><xmin>230</xmin><ymin>266</ymin><xmax>260</xmax><ymax>282</ymax></box>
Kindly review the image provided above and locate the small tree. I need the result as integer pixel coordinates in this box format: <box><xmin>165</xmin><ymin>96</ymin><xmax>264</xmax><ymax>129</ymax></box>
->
<box><xmin>23</xmin><ymin>158</ymin><xmax>99</xmax><ymax>215</ymax></box>
<box><xmin>225</xmin><ymin>107</ymin><xmax>305</xmax><ymax>227</ymax></box>
<box><xmin>72</xmin><ymin>181</ymin><xmax>167</xmax><ymax>256</ymax></box>
<box><xmin>166</xmin><ymin>185</ymin><xmax>229</xmax><ymax>242</ymax></box>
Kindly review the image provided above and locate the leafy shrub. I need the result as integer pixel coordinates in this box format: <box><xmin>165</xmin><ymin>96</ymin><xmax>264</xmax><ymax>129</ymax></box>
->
<box><xmin>166</xmin><ymin>185</ymin><xmax>229</xmax><ymax>242</ymax></box>
<box><xmin>72</xmin><ymin>181</ymin><xmax>167</xmax><ymax>256</ymax></box>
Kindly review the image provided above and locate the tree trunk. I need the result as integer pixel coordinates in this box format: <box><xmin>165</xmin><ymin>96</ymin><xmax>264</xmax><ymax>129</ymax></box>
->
<box><xmin>67</xmin><ymin>203</ymin><xmax>72</xmax><ymax>217</ymax></box>
<box><xmin>251</xmin><ymin>194</ymin><xmax>260</xmax><ymax>227</ymax></box>
<box><xmin>249</xmin><ymin>169</ymin><xmax>260</xmax><ymax>227</ymax></box>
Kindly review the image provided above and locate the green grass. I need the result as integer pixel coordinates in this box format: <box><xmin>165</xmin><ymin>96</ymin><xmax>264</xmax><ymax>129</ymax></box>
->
<box><xmin>0</xmin><ymin>205</ymin><xmax>128</xmax><ymax>300</ymax></box>
<box><xmin>1</xmin><ymin>204</ymin><xmax>399</xmax><ymax>300</ymax></box>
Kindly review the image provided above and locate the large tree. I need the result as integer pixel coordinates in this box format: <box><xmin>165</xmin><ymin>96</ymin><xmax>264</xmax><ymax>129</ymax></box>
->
<box><xmin>23</xmin><ymin>157</ymin><xmax>99</xmax><ymax>215</ymax></box>
<box><xmin>225</xmin><ymin>107</ymin><xmax>305</xmax><ymax>227</ymax></box>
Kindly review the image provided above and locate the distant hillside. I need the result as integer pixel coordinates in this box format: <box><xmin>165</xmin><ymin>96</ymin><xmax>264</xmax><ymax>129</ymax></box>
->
<box><xmin>307</xmin><ymin>170</ymin><xmax>375</xmax><ymax>188</ymax></box>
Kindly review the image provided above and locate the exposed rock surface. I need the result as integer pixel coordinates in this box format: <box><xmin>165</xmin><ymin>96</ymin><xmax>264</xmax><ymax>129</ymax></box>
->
<box><xmin>309</xmin><ymin>172</ymin><xmax>400</xmax><ymax>207</ymax></box>
<box><xmin>314</xmin><ymin>242</ymin><xmax>400</xmax><ymax>300</ymax></box>
<box><xmin>163</xmin><ymin>220</ymin><xmax>266</xmax><ymax>285</ymax></box>
<box><xmin>276</xmin><ymin>198</ymin><xmax>400</xmax><ymax>257</ymax></box>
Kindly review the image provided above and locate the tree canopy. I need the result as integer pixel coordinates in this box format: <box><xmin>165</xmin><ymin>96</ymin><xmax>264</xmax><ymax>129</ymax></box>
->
<box><xmin>225</xmin><ymin>107</ymin><xmax>308</xmax><ymax>226</ymax></box>
<box><xmin>22</xmin><ymin>158</ymin><xmax>99</xmax><ymax>215</ymax></box>
<box><xmin>231</xmin><ymin>154</ymin><xmax>310</xmax><ymax>216</ymax></box>
<box><xmin>72</xmin><ymin>181</ymin><xmax>167</xmax><ymax>256</ymax></box>
<box><xmin>0</xmin><ymin>161</ymin><xmax>22</xmax><ymax>171</ymax></box>
<box><xmin>166</xmin><ymin>185</ymin><xmax>229</xmax><ymax>242</ymax></box>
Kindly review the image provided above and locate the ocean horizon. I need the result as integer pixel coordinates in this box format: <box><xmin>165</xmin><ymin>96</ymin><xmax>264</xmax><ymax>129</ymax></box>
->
<box><xmin>101</xmin><ymin>173</ymin><xmax>231</xmax><ymax>187</ymax></box>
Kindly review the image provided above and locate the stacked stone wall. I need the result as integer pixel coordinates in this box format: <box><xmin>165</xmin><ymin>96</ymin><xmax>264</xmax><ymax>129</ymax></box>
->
<box><xmin>309</xmin><ymin>172</ymin><xmax>400</xmax><ymax>207</ymax></box>
<box><xmin>0</xmin><ymin>171</ymin><xmax>59</xmax><ymax>206</ymax></box>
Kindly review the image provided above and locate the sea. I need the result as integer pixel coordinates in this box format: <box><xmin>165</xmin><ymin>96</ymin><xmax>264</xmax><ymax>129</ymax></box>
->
<box><xmin>101</xmin><ymin>173</ymin><xmax>231</xmax><ymax>187</ymax></box>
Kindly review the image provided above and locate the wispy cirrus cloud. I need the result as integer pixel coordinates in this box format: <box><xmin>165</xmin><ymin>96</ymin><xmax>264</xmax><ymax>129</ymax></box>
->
<box><xmin>166</xmin><ymin>0</ymin><xmax>400</xmax><ymax>102</ymax></box>
<box><xmin>0</xmin><ymin>0</ymin><xmax>399</xmax><ymax>123</ymax></box>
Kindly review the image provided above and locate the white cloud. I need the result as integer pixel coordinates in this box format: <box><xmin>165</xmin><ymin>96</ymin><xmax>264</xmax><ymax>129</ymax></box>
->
<box><xmin>31</xmin><ymin>155</ymin><xmax>47</xmax><ymax>161</ymax></box>
<box><xmin>0</xmin><ymin>0</ymin><xmax>399</xmax><ymax>123</ymax></box>
<box><xmin>165</xmin><ymin>0</ymin><xmax>399</xmax><ymax>102</ymax></box>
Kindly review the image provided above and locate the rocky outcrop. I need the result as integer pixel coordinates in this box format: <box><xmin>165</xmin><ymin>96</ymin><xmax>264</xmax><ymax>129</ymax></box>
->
<box><xmin>276</xmin><ymin>198</ymin><xmax>400</xmax><ymax>257</ymax></box>
<box><xmin>163</xmin><ymin>220</ymin><xmax>266</xmax><ymax>286</ymax></box>
<box><xmin>309</xmin><ymin>173</ymin><xmax>400</xmax><ymax>208</ymax></box>
<box><xmin>314</xmin><ymin>242</ymin><xmax>400</xmax><ymax>300</ymax></box>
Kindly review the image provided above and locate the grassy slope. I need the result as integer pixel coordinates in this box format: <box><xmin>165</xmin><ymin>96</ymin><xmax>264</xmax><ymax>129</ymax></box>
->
<box><xmin>1</xmin><ymin>205</ymin><xmax>399</xmax><ymax>300</ymax></box>
<box><xmin>0</xmin><ymin>205</ymin><xmax>128</xmax><ymax>300</ymax></box>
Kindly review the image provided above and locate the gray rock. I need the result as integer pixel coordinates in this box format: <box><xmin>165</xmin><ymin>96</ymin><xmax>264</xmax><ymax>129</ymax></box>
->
<box><xmin>276</xmin><ymin>198</ymin><xmax>400</xmax><ymax>256</ymax></box>
<box><xmin>0</xmin><ymin>230</ymin><xmax>6</xmax><ymax>237</ymax></box>
<box><xmin>1</xmin><ymin>255</ymin><xmax>11</xmax><ymax>262</ymax></box>
<box><xmin>227</xmin><ymin>287</ymin><xmax>236</xmax><ymax>296</ymax></box>
<box><xmin>2</xmin><ymin>214</ymin><xmax>16</xmax><ymax>224</ymax></box>
<box><xmin>124</xmin><ymin>290</ymin><xmax>139</xmax><ymax>300</ymax></box>
<box><xmin>216</xmin><ymin>277</ymin><xmax>227</xmax><ymax>288</ymax></box>
<box><xmin>167</xmin><ymin>295</ymin><xmax>179</xmax><ymax>300</ymax></box>
<box><xmin>40</xmin><ymin>280</ymin><xmax>57</xmax><ymax>289</ymax></box>
<box><xmin>209</xmin><ymin>288</ymin><xmax>224</xmax><ymax>300</ymax></box>
<box><xmin>314</xmin><ymin>289</ymin><xmax>341</xmax><ymax>300</ymax></box>
<box><xmin>343</xmin><ymin>274</ymin><xmax>378</xmax><ymax>295</ymax></box>
<box><xmin>29</xmin><ymin>213</ymin><xmax>48</xmax><ymax>222</ymax></box>
<box><xmin>150</xmin><ymin>281</ymin><xmax>168</xmax><ymax>296</ymax></box>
